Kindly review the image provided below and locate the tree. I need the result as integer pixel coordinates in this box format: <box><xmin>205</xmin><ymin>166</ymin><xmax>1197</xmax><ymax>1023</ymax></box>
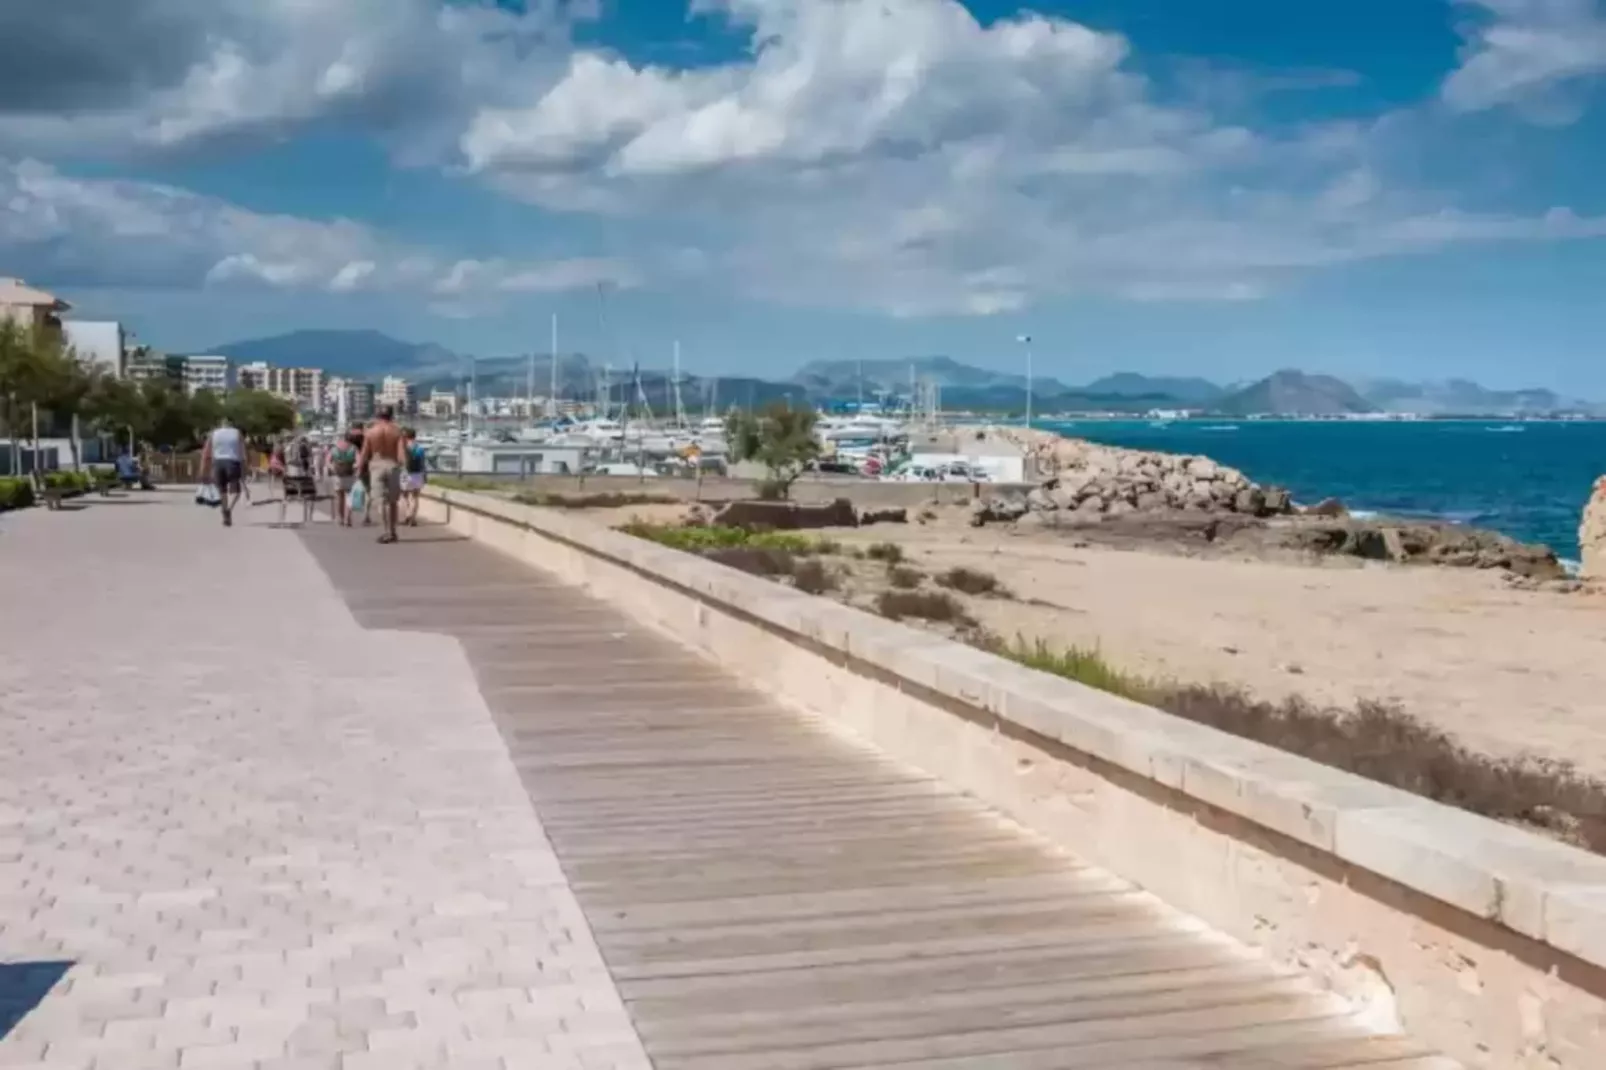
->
<box><xmin>0</xmin><ymin>320</ymin><xmax>88</xmax><ymax>475</ymax></box>
<box><xmin>0</xmin><ymin>319</ymin><xmax>38</xmax><ymax>474</ymax></box>
<box><xmin>82</xmin><ymin>374</ymin><xmax>148</xmax><ymax>454</ymax></box>
<box><xmin>224</xmin><ymin>389</ymin><xmax>296</xmax><ymax>446</ymax></box>
<box><xmin>725</xmin><ymin>402</ymin><xmax>821</xmax><ymax>499</ymax></box>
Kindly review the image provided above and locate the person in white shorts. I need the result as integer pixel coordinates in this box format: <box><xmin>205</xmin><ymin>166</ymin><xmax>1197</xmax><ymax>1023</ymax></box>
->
<box><xmin>401</xmin><ymin>427</ymin><xmax>427</xmax><ymax>527</ymax></box>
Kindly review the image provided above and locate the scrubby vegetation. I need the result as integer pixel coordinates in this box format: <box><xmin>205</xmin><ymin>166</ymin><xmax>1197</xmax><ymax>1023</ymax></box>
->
<box><xmin>936</xmin><ymin>566</ymin><xmax>1005</xmax><ymax>596</ymax></box>
<box><xmin>865</xmin><ymin>542</ymin><xmax>905</xmax><ymax>564</ymax></box>
<box><xmin>887</xmin><ymin>566</ymin><xmax>924</xmax><ymax>590</ymax></box>
<box><xmin>875</xmin><ymin>589</ymin><xmax>972</xmax><ymax>625</ymax></box>
<box><xmin>983</xmin><ymin>635</ymin><xmax>1606</xmax><ymax>852</ymax></box>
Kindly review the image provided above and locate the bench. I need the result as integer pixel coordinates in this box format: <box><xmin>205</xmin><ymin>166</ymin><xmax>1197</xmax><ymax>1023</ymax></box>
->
<box><xmin>39</xmin><ymin>484</ymin><xmax>67</xmax><ymax>511</ymax></box>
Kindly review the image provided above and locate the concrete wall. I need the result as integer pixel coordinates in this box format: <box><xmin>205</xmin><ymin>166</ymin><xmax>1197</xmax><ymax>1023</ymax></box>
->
<box><xmin>445</xmin><ymin>472</ymin><xmax>1024</xmax><ymax>508</ymax></box>
<box><xmin>420</xmin><ymin>487</ymin><xmax>1606</xmax><ymax>1070</ymax></box>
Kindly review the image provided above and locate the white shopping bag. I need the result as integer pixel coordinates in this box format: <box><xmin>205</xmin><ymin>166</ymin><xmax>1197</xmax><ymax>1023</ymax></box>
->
<box><xmin>194</xmin><ymin>482</ymin><xmax>220</xmax><ymax>507</ymax></box>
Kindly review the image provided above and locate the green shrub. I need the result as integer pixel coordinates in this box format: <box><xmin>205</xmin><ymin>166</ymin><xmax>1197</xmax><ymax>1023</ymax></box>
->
<box><xmin>41</xmin><ymin>471</ymin><xmax>93</xmax><ymax>493</ymax></box>
<box><xmin>619</xmin><ymin>522</ymin><xmax>838</xmax><ymax>556</ymax></box>
<box><xmin>0</xmin><ymin>477</ymin><xmax>36</xmax><ymax>511</ymax></box>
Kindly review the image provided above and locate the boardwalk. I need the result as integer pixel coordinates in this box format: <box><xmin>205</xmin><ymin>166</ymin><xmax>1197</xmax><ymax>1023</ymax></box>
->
<box><xmin>1</xmin><ymin>496</ymin><xmax>1453</xmax><ymax>1068</ymax></box>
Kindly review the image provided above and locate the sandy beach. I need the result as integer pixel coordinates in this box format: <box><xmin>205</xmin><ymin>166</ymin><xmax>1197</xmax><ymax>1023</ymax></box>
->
<box><xmin>597</xmin><ymin>498</ymin><xmax>1606</xmax><ymax>779</ymax></box>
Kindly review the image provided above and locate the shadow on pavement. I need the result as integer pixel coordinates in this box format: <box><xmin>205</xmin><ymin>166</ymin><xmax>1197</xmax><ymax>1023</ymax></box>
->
<box><xmin>0</xmin><ymin>960</ymin><xmax>73</xmax><ymax>1040</ymax></box>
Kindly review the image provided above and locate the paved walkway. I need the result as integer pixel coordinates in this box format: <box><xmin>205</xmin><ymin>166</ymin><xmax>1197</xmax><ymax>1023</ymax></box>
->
<box><xmin>1</xmin><ymin>496</ymin><xmax>1453</xmax><ymax>1068</ymax></box>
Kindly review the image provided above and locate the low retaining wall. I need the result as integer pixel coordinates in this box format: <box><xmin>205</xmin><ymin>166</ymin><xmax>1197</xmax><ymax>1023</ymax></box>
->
<box><xmin>441</xmin><ymin>472</ymin><xmax>1026</xmax><ymax>508</ymax></box>
<box><xmin>421</xmin><ymin>487</ymin><xmax>1606</xmax><ymax>1070</ymax></box>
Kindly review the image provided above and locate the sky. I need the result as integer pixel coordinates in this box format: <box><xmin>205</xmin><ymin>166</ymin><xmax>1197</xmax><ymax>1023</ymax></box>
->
<box><xmin>4</xmin><ymin>0</ymin><xmax>1606</xmax><ymax>393</ymax></box>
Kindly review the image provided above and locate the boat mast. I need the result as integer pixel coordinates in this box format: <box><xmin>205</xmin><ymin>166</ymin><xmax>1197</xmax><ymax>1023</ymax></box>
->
<box><xmin>672</xmin><ymin>341</ymin><xmax>687</xmax><ymax>430</ymax></box>
<box><xmin>548</xmin><ymin>312</ymin><xmax>559</xmax><ymax>419</ymax></box>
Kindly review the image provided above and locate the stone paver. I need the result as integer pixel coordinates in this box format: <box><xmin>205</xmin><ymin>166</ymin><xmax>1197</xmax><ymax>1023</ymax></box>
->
<box><xmin>0</xmin><ymin>496</ymin><xmax>650</xmax><ymax>1069</ymax></box>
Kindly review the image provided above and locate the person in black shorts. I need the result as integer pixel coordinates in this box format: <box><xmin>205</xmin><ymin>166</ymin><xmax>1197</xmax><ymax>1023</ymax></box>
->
<box><xmin>199</xmin><ymin>417</ymin><xmax>247</xmax><ymax>527</ymax></box>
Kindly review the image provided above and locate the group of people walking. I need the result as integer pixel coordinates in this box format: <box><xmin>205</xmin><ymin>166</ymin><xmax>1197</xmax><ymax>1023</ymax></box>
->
<box><xmin>199</xmin><ymin>405</ymin><xmax>428</xmax><ymax>543</ymax></box>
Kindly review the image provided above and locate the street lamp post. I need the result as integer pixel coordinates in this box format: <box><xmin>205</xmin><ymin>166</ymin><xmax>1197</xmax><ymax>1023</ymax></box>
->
<box><xmin>1016</xmin><ymin>334</ymin><xmax>1034</xmax><ymax>429</ymax></box>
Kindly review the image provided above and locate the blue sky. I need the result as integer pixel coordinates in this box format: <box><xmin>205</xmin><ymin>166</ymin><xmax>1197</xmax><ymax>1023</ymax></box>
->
<box><xmin>4</xmin><ymin>0</ymin><xmax>1606</xmax><ymax>393</ymax></box>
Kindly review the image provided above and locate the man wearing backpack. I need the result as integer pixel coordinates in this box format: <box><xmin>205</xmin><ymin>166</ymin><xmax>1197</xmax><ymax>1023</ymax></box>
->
<box><xmin>327</xmin><ymin>432</ymin><xmax>361</xmax><ymax>527</ymax></box>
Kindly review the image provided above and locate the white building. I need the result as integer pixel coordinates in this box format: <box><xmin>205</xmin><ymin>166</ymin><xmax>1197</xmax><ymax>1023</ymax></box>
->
<box><xmin>0</xmin><ymin>277</ymin><xmax>69</xmax><ymax>333</ymax></box>
<box><xmin>459</xmin><ymin>442</ymin><xmax>589</xmax><ymax>476</ymax></box>
<box><xmin>238</xmin><ymin>361</ymin><xmax>325</xmax><ymax>409</ymax></box>
<box><xmin>325</xmin><ymin>378</ymin><xmax>376</xmax><ymax>422</ymax></box>
<box><xmin>63</xmin><ymin>321</ymin><xmax>127</xmax><ymax>378</ymax></box>
<box><xmin>379</xmin><ymin>376</ymin><xmax>416</xmax><ymax>415</ymax></box>
<box><xmin>181</xmin><ymin>354</ymin><xmax>230</xmax><ymax>396</ymax></box>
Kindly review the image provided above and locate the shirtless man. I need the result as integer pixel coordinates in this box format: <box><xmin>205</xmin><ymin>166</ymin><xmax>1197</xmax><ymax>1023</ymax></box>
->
<box><xmin>357</xmin><ymin>405</ymin><xmax>407</xmax><ymax>544</ymax></box>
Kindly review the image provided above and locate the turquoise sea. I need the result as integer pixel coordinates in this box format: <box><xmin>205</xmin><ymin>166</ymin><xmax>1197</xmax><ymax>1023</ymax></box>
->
<box><xmin>1036</xmin><ymin>419</ymin><xmax>1606</xmax><ymax>562</ymax></box>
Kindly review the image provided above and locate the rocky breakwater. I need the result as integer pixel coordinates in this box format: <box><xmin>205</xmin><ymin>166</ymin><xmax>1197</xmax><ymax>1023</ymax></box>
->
<box><xmin>973</xmin><ymin>430</ymin><xmax>1294</xmax><ymax>525</ymax></box>
<box><xmin>970</xmin><ymin>428</ymin><xmax>1567</xmax><ymax>584</ymax></box>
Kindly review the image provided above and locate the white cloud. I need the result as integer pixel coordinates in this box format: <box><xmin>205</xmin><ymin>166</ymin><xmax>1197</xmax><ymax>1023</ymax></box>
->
<box><xmin>7</xmin><ymin>0</ymin><xmax>1606</xmax><ymax>323</ymax></box>
<box><xmin>1443</xmin><ymin>0</ymin><xmax>1606</xmax><ymax>116</ymax></box>
<box><xmin>457</xmin><ymin>0</ymin><xmax>1606</xmax><ymax>316</ymax></box>
<box><xmin>0</xmin><ymin>0</ymin><xmax>590</xmax><ymax>157</ymax></box>
<box><xmin>0</xmin><ymin>158</ymin><xmax>632</xmax><ymax>304</ymax></box>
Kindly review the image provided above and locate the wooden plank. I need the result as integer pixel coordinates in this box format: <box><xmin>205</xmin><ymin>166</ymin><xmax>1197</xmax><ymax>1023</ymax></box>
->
<box><xmin>298</xmin><ymin>525</ymin><xmax>1457</xmax><ymax>1070</ymax></box>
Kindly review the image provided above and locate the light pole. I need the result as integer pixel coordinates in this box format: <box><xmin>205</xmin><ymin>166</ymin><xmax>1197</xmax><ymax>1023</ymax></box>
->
<box><xmin>1016</xmin><ymin>334</ymin><xmax>1034</xmax><ymax>429</ymax></box>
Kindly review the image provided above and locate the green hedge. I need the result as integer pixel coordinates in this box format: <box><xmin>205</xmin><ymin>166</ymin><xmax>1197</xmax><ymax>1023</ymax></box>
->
<box><xmin>41</xmin><ymin>471</ymin><xmax>95</xmax><ymax>494</ymax></box>
<box><xmin>0</xmin><ymin>478</ymin><xmax>36</xmax><ymax>511</ymax></box>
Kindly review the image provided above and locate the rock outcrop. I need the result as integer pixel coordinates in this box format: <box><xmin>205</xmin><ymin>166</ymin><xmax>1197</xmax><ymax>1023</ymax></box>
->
<box><xmin>1582</xmin><ymin>476</ymin><xmax>1606</xmax><ymax>581</ymax></box>
<box><xmin>968</xmin><ymin>426</ymin><xmax>1566</xmax><ymax>581</ymax></box>
<box><xmin>975</xmin><ymin>428</ymin><xmax>1293</xmax><ymax>524</ymax></box>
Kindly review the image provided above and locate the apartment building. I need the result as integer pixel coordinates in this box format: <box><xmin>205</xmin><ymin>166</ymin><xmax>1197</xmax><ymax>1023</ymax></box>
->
<box><xmin>0</xmin><ymin>277</ymin><xmax>70</xmax><ymax>336</ymax></box>
<box><xmin>238</xmin><ymin>361</ymin><xmax>325</xmax><ymax>410</ymax></box>
<box><xmin>423</xmin><ymin>389</ymin><xmax>459</xmax><ymax>419</ymax></box>
<box><xmin>62</xmin><ymin>321</ymin><xmax>127</xmax><ymax>378</ymax></box>
<box><xmin>181</xmin><ymin>355</ymin><xmax>230</xmax><ymax>396</ymax></box>
<box><xmin>379</xmin><ymin>376</ymin><xmax>416</xmax><ymax>415</ymax></box>
<box><xmin>325</xmin><ymin>378</ymin><xmax>376</xmax><ymax>422</ymax></box>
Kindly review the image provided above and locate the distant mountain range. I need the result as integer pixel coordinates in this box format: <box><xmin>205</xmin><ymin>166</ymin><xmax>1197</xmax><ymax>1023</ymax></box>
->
<box><xmin>206</xmin><ymin>330</ymin><xmax>1602</xmax><ymax>417</ymax></box>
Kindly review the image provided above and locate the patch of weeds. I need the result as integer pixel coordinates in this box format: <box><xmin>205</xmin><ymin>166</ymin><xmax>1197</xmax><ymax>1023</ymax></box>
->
<box><xmin>620</xmin><ymin>522</ymin><xmax>753</xmax><ymax>552</ymax></box>
<box><xmin>936</xmin><ymin>566</ymin><xmax>1005</xmax><ymax>597</ymax></box>
<box><xmin>876</xmin><ymin>589</ymin><xmax>972</xmax><ymax>625</ymax></box>
<box><xmin>619</xmin><ymin>522</ymin><xmax>838</xmax><ymax>556</ymax></box>
<box><xmin>994</xmin><ymin>638</ymin><xmax>1154</xmax><ymax>701</ymax></box>
<box><xmin>865</xmin><ymin>541</ymin><xmax>905</xmax><ymax>564</ymax></box>
<box><xmin>887</xmin><ymin>565</ymin><xmax>925</xmax><ymax>590</ymax></box>
<box><xmin>989</xmin><ymin>634</ymin><xmax>1606</xmax><ymax>853</ymax></box>
<box><xmin>792</xmin><ymin>558</ymin><xmax>838</xmax><ymax>595</ymax></box>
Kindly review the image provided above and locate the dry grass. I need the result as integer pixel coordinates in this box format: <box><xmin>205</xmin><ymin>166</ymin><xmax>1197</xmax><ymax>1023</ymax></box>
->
<box><xmin>887</xmin><ymin>565</ymin><xmax>925</xmax><ymax>590</ymax></box>
<box><xmin>792</xmin><ymin>558</ymin><xmax>838</xmax><ymax>595</ymax></box>
<box><xmin>865</xmin><ymin>542</ymin><xmax>905</xmax><ymax>565</ymax></box>
<box><xmin>876</xmin><ymin>589</ymin><xmax>973</xmax><ymax>625</ymax></box>
<box><xmin>703</xmin><ymin>546</ymin><xmax>798</xmax><ymax>578</ymax></box>
<box><xmin>987</xmin><ymin>635</ymin><xmax>1606</xmax><ymax>853</ymax></box>
<box><xmin>936</xmin><ymin>566</ymin><xmax>1005</xmax><ymax>597</ymax></box>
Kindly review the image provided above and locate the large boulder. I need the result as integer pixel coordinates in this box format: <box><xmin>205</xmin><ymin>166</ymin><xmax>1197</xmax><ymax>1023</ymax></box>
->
<box><xmin>1582</xmin><ymin>476</ymin><xmax>1606</xmax><ymax>581</ymax></box>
